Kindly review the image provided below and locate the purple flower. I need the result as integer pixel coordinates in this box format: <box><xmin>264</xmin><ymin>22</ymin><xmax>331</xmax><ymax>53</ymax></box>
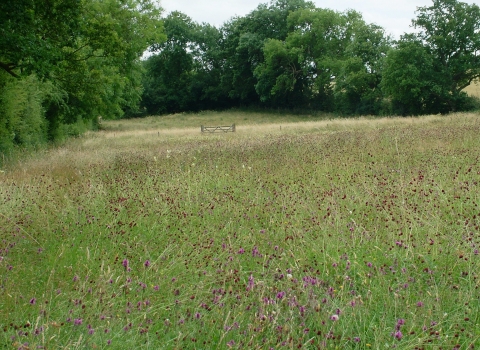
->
<box><xmin>252</xmin><ymin>246</ymin><xmax>261</xmax><ymax>257</ymax></box>
<box><xmin>144</xmin><ymin>260</ymin><xmax>150</xmax><ymax>268</ymax></box>
<box><xmin>247</xmin><ymin>274</ymin><xmax>254</xmax><ymax>291</ymax></box>
<box><xmin>29</xmin><ymin>298</ymin><xmax>36</xmax><ymax>305</ymax></box>
<box><xmin>237</xmin><ymin>248</ymin><xmax>245</xmax><ymax>254</ymax></box>
<box><xmin>396</xmin><ymin>318</ymin><xmax>405</xmax><ymax>330</ymax></box>
<box><xmin>276</xmin><ymin>291</ymin><xmax>286</xmax><ymax>299</ymax></box>
<box><xmin>330</xmin><ymin>314</ymin><xmax>339</xmax><ymax>321</ymax></box>
<box><xmin>354</xmin><ymin>337</ymin><xmax>361</xmax><ymax>342</ymax></box>
<box><xmin>74</xmin><ymin>318</ymin><xmax>82</xmax><ymax>326</ymax></box>
<box><xmin>366</xmin><ymin>262</ymin><xmax>373</xmax><ymax>268</ymax></box>
<box><xmin>394</xmin><ymin>331</ymin><xmax>403</xmax><ymax>340</ymax></box>
<box><xmin>122</xmin><ymin>259</ymin><xmax>129</xmax><ymax>269</ymax></box>
<box><xmin>416</xmin><ymin>301</ymin><xmax>424</xmax><ymax>307</ymax></box>
<box><xmin>154</xmin><ymin>285</ymin><xmax>159</xmax><ymax>291</ymax></box>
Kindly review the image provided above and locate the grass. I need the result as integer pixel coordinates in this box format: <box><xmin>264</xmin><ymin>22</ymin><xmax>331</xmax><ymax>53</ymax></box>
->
<box><xmin>1</xmin><ymin>111</ymin><xmax>480</xmax><ymax>349</ymax></box>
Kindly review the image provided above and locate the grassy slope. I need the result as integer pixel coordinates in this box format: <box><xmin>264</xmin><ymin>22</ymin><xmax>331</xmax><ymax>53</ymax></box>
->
<box><xmin>1</xmin><ymin>112</ymin><xmax>480</xmax><ymax>349</ymax></box>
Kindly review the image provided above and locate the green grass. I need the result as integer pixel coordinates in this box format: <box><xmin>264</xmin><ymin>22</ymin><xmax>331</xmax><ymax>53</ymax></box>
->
<box><xmin>1</xmin><ymin>111</ymin><xmax>480</xmax><ymax>349</ymax></box>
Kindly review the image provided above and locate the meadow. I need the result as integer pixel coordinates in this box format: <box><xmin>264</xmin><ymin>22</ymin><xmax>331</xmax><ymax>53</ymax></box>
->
<box><xmin>1</xmin><ymin>111</ymin><xmax>480</xmax><ymax>349</ymax></box>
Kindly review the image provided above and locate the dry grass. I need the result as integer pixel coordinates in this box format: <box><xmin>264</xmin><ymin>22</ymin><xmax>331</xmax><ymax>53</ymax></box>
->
<box><xmin>2</xmin><ymin>112</ymin><xmax>479</xmax><ymax>182</ymax></box>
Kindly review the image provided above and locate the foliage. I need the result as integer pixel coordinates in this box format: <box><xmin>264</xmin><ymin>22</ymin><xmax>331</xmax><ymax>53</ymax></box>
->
<box><xmin>382</xmin><ymin>0</ymin><xmax>480</xmax><ymax>115</ymax></box>
<box><xmin>0</xmin><ymin>0</ymin><xmax>165</xmax><ymax>153</ymax></box>
<box><xmin>221</xmin><ymin>0</ymin><xmax>315</xmax><ymax>105</ymax></box>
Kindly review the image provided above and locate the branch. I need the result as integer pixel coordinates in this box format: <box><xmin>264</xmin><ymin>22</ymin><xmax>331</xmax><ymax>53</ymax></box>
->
<box><xmin>0</xmin><ymin>61</ymin><xmax>20</xmax><ymax>78</ymax></box>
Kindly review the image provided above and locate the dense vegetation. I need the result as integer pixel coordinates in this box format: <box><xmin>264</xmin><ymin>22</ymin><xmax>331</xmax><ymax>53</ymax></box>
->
<box><xmin>141</xmin><ymin>0</ymin><xmax>480</xmax><ymax>116</ymax></box>
<box><xmin>1</xmin><ymin>112</ymin><xmax>480</xmax><ymax>349</ymax></box>
<box><xmin>1</xmin><ymin>0</ymin><xmax>480</xmax><ymax>158</ymax></box>
<box><xmin>0</xmin><ymin>0</ymin><xmax>165</xmax><ymax>155</ymax></box>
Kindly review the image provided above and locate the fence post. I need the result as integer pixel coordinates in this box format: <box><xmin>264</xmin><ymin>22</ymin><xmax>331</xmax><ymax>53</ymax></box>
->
<box><xmin>232</xmin><ymin>124</ymin><xmax>236</xmax><ymax>132</ymax></box>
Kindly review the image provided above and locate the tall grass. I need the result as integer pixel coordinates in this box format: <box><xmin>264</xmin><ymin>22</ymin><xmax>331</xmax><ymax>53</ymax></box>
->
<box><xmin>1</xmin><ymin>111</ymin><xmax>480</xmax><ymax>349</ymax></box>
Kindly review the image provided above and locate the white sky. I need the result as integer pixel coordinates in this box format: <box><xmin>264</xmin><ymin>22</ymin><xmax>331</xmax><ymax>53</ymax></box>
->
<box><xmin>159</xmin><ymin>0</ymin><xmax>480</xmax><ymax>40</ymax></box>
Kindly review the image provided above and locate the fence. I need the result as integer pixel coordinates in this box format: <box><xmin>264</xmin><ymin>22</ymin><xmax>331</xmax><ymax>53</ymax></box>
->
<box><xmin>201</xmin><ymin>124</ymin><xmax>236</xmax><ymax>133</ymax></box>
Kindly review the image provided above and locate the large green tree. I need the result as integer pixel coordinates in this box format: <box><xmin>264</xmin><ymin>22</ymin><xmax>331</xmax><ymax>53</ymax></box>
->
<box><xmin>382</xmin><ymin>0</ymin><xmax>480</xmax><ymax>114</ymax></box>
<box><xmin>0</xmin><ymin>0</ymin><xmax>165</xmax><ymax>148</ymax></box>
<box><xmin>221</xmin><ymin>0</ymin><xmax>314</xmax><ymax>105</ymax></box>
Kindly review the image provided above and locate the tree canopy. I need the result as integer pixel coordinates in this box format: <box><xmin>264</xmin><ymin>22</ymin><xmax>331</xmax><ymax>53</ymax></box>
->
<box><xmin>0</xmin><ymin>0</ymin><xmax>165</xmax><ymax>153</ymax></box>
<box><xmin>382</xmin><ymin>0</ymin><xmax>480</xmax><ymax>114</ymax></box>
<box><xmin>142</xmin><ymin>0</ymin><xmax>479</xmax><ymax>116</ymax></box>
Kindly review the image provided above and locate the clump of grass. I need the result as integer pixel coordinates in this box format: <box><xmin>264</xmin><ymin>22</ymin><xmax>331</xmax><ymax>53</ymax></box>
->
<box><xmin>1</xmin><ymin>112</ymin><xmax>480</xmax><ymax>349</ymax></box>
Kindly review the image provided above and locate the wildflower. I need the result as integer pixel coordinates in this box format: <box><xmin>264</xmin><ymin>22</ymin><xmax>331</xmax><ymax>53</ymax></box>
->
<box><xmin>74</xmin><ymin>319</ymin><xmax>82</xmax><ymax>326</ymax></box>
<box><xmin>252</xmin><ymin>246</ymin><xmax>261</xmax><ymax>257</ymax></box>
<box><xmin>416</xmin><ymin>301</ymin><xmax>424</xmax><ymax>307</ymax></box>
<box><xmin>122</xmin><ymin>259</ymin><xmax>129</xmax><ymax>269</ymax></box>
<box><xmin>330</xmin><ymin>314</ymin><xmax>339</xmax><ymax>321</ymax></box>
<box><xmin>247</xmin><ymin>274</ymin><xmax>254</xmax><ymax>291</ymax></box>
<box><xmin>153</xmin><ymin>285</ymin><xmax>159</xmax><ymax>291</ymax></box>
<box><xmin>29</xmin><ymin>298</ymin><xmax>36</xmax><ymax>305</ymax></box>
<box><xmin>396</xmin><ymin>318</ymin><xmax>405</xmax><ymax>329</ymax></box>
<box><xmin>394</xmin><ymin>330</ymin><xmax>403</xmax><ymax>340</ymax></box>
<box><xmin>354</xmin><ymin>337</ymin><xmax>361</xmax><ymax>342</ymax></box>
<box><xmin>144</xmin><ymin>260</ymin><xmax>150</xmax><ymax>268</ymax></box>
<box><xmin>276</xmin><ymin>291</ymin><xmax>286</xmax><ymax>299</ymax></box>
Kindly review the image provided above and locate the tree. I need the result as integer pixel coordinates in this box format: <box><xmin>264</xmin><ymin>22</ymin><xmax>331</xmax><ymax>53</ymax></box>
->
<box><xmin>381</xmin><ymin>35</ymin><xmax>445</xmax><ymax>115</ymax></box>
<box><xmin>382</xmin><ymin>0</ymin><xmax>480</xmax><ymax>114</ymax></box>
<box><xmin>334</xmin><ymin>21</ymin><xmax>392</xmax><ymax>115</ymax></box>
<box><xmin>142</xmin><ymin>12</ymin><xmax>198</xmax><ymax>114</ymax></box>
<box><xmin>221</xmin><ymin>0</ymin><xmax>315</xmax><ymax>105</ymax></box>
<box><xmin>0</xmin><ymin>0</ymin><xmax>165</xmax><ymax>148</ymax></box>
<box><xmin>254</xmin><ymin>8</ymin><xmax>367</xmax><ymax>110</ymax></box>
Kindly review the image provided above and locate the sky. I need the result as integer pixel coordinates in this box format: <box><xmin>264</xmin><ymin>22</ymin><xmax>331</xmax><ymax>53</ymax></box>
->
<box><xmin>159</xmin><ymin>0</ymin><xmax>480</xmax><ymax>40</ymax></box>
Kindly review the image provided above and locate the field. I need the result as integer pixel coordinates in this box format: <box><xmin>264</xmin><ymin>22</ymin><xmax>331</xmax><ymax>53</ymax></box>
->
<box><xmin>1</xmin><ymin>111</ymin><xmax>480</xmax><ymax>349</ymax></box>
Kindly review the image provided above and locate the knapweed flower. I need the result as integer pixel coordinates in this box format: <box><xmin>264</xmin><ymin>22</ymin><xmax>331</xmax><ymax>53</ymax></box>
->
<box><xmin>74</xmin><ymin>318</ymin><xmax>83</xmax><ymax>326</ymax></box>
<box><xmin>144</xmin><ymin>260</ymin><xmax>150</xmax><ymax>268</ymax></box>
<box><xmin>416</xmin><ymin>301</ymin><xmax>424</xmax><ymax>307</ymax></box>
<box><xmin>396</xmin><ymin>318</ymin><xmax>405</xmax><ymax>330</ymax></box>
<box><xmin>29</xmin><ymin>298</ymin><xmax>36</xmax><ymax>305</ymax></box>
<box><xmin>394</xmin><ymin>330</ymin><xmax>403</xmax><ymax>340</ymax></box>
<box><xmin>247</xmin><ymin>274</ymin><xmax>254</xmax><ymax>291</ymax></box>
<box><xmin>122</xmin><ymin>259</ymin><xmax>129</xmax><ymax>269</ymax></box>
<box><xmin>330</xmin><ymin>314</ymin><xmax>339</xmax><ymax>321</ymax></box>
